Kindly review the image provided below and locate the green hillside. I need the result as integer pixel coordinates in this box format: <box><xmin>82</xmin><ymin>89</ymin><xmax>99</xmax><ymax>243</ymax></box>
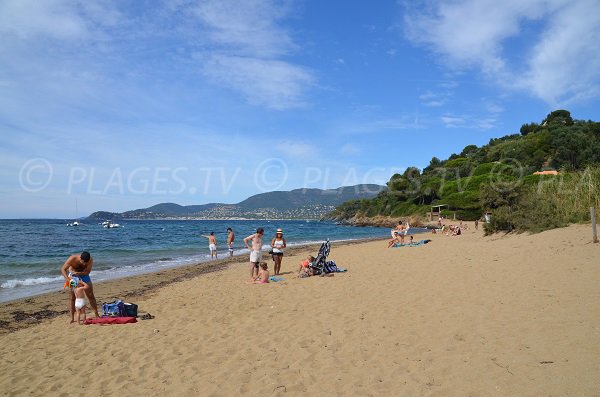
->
<box><xmin>328</xmin><ymin>110</ymin><xmax>600</xmax><ymax>232</ymax></box>
<box><xmin>237</xmin><ymin>184</ymin><xmax>385</xmax><ymax>209</ymax></box>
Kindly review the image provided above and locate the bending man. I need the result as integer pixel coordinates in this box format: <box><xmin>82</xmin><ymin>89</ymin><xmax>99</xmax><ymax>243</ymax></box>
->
<box><xmin>60</xmin><ymin>251</ymin><xmax>100</xmax><ymax>323</ymax></box>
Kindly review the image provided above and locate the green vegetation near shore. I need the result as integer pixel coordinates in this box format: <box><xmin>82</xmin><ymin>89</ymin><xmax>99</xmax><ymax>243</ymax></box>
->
<box><xmin>328</xmin><ymin>110</ymin><xmax>600</xmax><ymax>233</ymax></box>
<box><xmin>481</xmin><ymin>166</ymin><xmax>600</xmax><ymax>234</ymax></box>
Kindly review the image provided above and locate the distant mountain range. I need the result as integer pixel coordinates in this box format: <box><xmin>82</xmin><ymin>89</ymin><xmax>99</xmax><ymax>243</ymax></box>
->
<box><xmin>87</xmin><ymin>184</ymin><xmax>386</xmax><ymax>220</ymax></box>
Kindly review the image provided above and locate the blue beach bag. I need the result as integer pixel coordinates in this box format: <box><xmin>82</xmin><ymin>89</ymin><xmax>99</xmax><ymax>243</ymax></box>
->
<box><xmin>102</xmin><ymin>300</ymin><xmax>125</xmax><ymax>317</ymax></box>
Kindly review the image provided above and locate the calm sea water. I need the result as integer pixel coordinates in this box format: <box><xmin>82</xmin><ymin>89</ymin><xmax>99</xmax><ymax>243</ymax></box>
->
<box><xmin>0</xmin><ymin>219</ymin><xmax>424</xmax><ymax>302</ymax></box>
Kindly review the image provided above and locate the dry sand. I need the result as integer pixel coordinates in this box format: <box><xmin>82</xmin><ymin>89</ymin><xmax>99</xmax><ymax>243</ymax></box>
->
<box><xmin>1</xmin><ymin>224</ymin><xmax>599</xmax><ymax>396</ymax></box>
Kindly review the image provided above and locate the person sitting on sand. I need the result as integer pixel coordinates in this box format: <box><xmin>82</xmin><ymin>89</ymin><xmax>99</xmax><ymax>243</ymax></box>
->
<box><xmin>254</xmin><ymin>262</ymin><xmax>269</xmax><ymax>284</ymax></box>
<box><xmin>72</xmin><ymin>278</ymin><xmax>90</xmax><ymax>325</ymax></box>
<box><xmin>387</xmin><ymin>225</ymin><xmax>399</xmax><ymax>247</ymax></box>
<box><xmin>201</xmin><ymin>232</ymin><xmax>217</xmax><ymax>260</ymax></box>
<box><xmin>297</xmin><ymin>255</ymin><xmax>315</xmax><ymax>275</ymax></box>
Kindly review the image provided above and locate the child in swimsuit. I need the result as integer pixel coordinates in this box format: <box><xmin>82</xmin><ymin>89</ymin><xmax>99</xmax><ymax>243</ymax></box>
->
<box><xmin>72</xmin><ymin>279</ymin><xmax>90</xmax><ymax>325</ymax></box>
<box><xmin>254</xmin><ymin>262</ymin><xmax>270</xmax><ymax>284</ymax></box>
<box><xmin>297</xmin><ymin>255</ymin><xmax>316</xmax><ymax>277</ymax></box>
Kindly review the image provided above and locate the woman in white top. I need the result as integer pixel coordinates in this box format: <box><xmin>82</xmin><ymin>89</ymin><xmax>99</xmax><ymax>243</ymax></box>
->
<box><xmin>270</xmin><ymin>228</ymin><xmax>287</xmax><ymax>276</ymax></box>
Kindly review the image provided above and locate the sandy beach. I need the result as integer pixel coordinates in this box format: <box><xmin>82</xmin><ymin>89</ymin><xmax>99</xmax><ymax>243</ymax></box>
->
<box><xmin>1</xmin><ymin>223</ymin><xmax>599</xmax><ymax>396</ymax></box>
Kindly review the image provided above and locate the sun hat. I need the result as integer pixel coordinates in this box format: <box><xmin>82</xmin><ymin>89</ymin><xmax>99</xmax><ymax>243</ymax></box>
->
<box><xmin>276</xmin><ymin>228</ymin><xmax>283</xmax><ymax>234</ymax></box>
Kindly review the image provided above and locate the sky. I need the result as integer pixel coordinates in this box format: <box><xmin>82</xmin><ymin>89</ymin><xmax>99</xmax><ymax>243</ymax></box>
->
<box><xmin>1</xmin><ymin>0</ymin><xmax>599</xmax><ymax>218</ymax></box>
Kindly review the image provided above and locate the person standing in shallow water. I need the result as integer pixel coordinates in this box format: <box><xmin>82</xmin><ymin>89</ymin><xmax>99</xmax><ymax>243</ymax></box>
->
<box><xmin>227</xmin><ymin>227</ymin><xmax>235</xmax><ymax>257</ymax></box>
<box><xmin>60</xmin><ymin>251</ymin><xmax>100</xmax><ymax>323</ymax></box>
<box><xmin>270</xmin><ymin>228</ymin><xmax>286</xmax><ymax>276</ymax></box>
<box><xmin>201</xmin><ymin>232</ymin><xmax>218</xmax><ymax>260</ymax></box>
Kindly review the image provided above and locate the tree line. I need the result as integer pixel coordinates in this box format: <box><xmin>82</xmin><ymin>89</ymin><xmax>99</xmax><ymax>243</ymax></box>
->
<box><xmin>328</xmin><ymin>110</ymin><xmax>600</xmax><ymax>233</ymax></box>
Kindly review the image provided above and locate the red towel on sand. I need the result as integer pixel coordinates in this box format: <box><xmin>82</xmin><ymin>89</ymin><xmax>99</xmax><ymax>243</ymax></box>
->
<box><xmin>84</xmin><ymin>317</ymin><xmax>137</xmax><ymax>325</ymax></box>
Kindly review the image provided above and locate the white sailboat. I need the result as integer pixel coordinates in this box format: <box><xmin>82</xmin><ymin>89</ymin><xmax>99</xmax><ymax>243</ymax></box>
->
<box><xmin>67</xmin><ymin>200</ymin><xmax>83</xmax><ymax>227</ymax></box>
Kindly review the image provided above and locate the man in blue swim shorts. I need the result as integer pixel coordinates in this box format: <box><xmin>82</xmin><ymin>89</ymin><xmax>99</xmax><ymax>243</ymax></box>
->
<box><xmin>60</xmin><ymin>251</ymin><xmax>100</xmax><ymax>323</ymax></box>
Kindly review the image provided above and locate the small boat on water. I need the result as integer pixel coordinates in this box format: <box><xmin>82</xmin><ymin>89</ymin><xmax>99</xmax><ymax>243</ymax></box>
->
<box><xmin>102</xmin><ymin>220</ymin><xmax>121</xmax><ymax>228</ymax></box>
<box><xmin>67</xmin><ymin>200</ymin><xmax>83</xmax><ymax>227</ymax></box>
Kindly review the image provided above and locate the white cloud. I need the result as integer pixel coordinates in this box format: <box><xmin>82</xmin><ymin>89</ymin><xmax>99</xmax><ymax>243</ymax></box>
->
<box><xmin>419</xmin><ymin>90</ymin><xmax>446</xmax><ymax>107</ymax></box>
<box><xmin>0</xmin><ymin>0</ymin><xmax>89</xmax><ymax>40</ymax></box>
<box><xmin>201</xmin><ymin>55</ymin><xmax>314</xmax><ymax>109</ymax></box>
<box><xmin>403</xmin><ymin>0</ymin><xmax>600</xmax><ymax>105</ymax></box>
<box><xmin>192</xmin><ymin>0</ymin><xmax>295</xmax><ymax>58</ymax></box>
<box><xmin>484</xmin><ymin>102</ymin><xmax>504</xmax><ymax>114</ymax></box>
<box><xmin>191</xmin><ymin>0</ymin><xmax>314</xmax><ymax>109</ymax></box>
<box><xmin>336</xmin><ymin>112</ymin><xmax>425</xmax><ymax>135</ymax></box>
<box><xmin>274</xmin><ymin>141</ymin><xmax>317</xmax><ymax>158</ymax></box>
<box><xmin>339</xmin><ymin>143</ymin><xmax>361</xmax><ymax>155</ymax></box>
<box><xmin>441</xmin><ymin>113</ymin><xmax>497</xmax><ymax>129</ymax></box>
<box><xmin>365</xmin><ymin>118</ymin><xmax>417</xmax><ymax>131</ymax></box>
<box><xmin>520</xmin><ymin>0</ymin><xmax>600</xmax><ymax>105</ymax></box>
<box><xmin>0</xmin><ymin>0</ymin><xmax>121</xmax><ymax>42</ymax></box>
<box><xmin>418</xmin><ymin>79</ymin><xmax>458</xmax><ymax>107</ymax></box>
<box><xmin>441</xmin><ymin>115</ymin><xmax>466</xmax><ymax>128</ymax></box>
<box><xmin>0</xmin><ymin>0</ymin><xmax>314</xmax><ymax>113</ymax></box>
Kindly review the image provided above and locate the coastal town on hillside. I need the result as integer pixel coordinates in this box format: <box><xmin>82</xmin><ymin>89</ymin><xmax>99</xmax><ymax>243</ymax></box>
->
<box><xmin>89</xmin><ymin>204</ymin><xmax>337</xmax><ymax>220</ymax></box>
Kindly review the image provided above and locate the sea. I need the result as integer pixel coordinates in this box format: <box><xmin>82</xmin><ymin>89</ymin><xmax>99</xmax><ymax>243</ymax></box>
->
<box><xmin>0</xmin><ymin>219</ymin><xmax>428</xmax><ymax>303</ymax></box>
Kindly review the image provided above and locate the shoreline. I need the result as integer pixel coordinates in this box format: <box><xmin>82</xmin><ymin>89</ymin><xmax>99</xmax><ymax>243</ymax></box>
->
<box><xmin>0</xmin><ymin>238</ymin><xmax>382</xmax><ymax>334</ymax></box>
<box><xmin>1</xmin><ymin>217</ymin><xmax>327</xmax><ymax>221</ymax></box>
<box><xmin>1</xmin><ymin>223</ymin><xmax>599</xmax><ymax>395</ymax></box>
<box><xmin>0</xmin><ymin>232</ymin><xmax>390</xmax><ymax>304</ymax></box>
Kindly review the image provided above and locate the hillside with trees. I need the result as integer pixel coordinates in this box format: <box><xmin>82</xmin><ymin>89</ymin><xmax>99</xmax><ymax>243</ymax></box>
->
<box><xmin>327</xmin><ymin>110</ymin><xmax>600</xmax><ymax>233</ymax></box>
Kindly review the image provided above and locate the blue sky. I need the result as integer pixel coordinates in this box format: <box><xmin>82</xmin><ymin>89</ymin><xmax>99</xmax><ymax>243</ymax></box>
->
<box><xmin>1</xmin><ymin>0</ymin><xmax>599</xmax><ymax>218</ymax></box>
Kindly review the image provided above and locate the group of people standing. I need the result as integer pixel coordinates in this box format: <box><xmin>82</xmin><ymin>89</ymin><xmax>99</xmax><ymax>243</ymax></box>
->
<box><xmin>59</xmin><ymin>227</ymin><xmax>290</xmax><ymax>324</ymax></box>
<box><xmin>201</xmin><ymin>227</ymin><xmax>236</xmax><ymax>260</ymax></box>
<box><xmin>202</xmin><ymin>227</ymin><xmax>287</xmax><ymax>281</ymax></box>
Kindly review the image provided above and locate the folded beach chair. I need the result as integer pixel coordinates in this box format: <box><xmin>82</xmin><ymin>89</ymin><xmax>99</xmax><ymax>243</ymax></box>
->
<box><xmin>310</xmin><ymin>239</ymin><xmax>331</xmax><ymax>275</ymax></box>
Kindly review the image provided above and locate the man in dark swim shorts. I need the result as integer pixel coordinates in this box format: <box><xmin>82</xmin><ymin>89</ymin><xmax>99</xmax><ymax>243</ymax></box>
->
<box><xmin>60</xmin><ymin>251</ymin><xmax>100</xmax><ymax>323</ymax></box>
